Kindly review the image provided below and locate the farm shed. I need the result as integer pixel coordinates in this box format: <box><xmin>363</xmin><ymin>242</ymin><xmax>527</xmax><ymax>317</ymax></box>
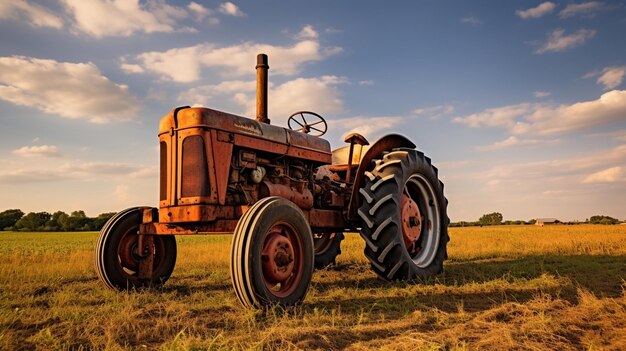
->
<box><xmin>536</xmin><ymin>218</ymin><xmax>561</xmax><ymax>226</ymax></box>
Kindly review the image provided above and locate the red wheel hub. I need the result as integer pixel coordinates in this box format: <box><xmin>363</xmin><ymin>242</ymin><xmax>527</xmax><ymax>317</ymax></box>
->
<box><xmin>118</xmin><ymin>232</ymin><xmax>140</xmax><ymax>272</ymax></box>
<box><xmin>262</xmin><ymin>230</ymin><xmax>296</xmax><ymax>284</ymax></box>
<box><xmin>117</xmin><ymin>230</ymin><xmax>163</xmax><ymax>277</ymax></box>
<box><xmin>401</xmin><ymin>194</ymin><xmax>422</xmax><ymax>249</ymax></box>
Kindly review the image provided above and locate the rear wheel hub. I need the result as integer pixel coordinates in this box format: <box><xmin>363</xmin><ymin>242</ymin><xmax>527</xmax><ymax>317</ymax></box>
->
<box><xmin>401</xmin><ymin>194</ymin><xmax>422</xmax><ymax>249</ymax></box>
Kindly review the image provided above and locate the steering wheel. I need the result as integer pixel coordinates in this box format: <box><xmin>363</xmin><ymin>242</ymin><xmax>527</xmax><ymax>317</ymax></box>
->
<box><xmin>287</xmin><ymin>111</ymin><xmax>328</xmax><ymax>137</ymax></box>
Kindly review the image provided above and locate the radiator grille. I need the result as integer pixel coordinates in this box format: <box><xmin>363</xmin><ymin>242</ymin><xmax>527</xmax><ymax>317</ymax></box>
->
<box><xmin>181</xmin><ymin>135</ymin><xmax>210</xmax><ymax>197</ymax></box>
<box><xmin>159</xmin><ymin>141</ymin><xmax>167</xmax><ymax>201</ymax></box>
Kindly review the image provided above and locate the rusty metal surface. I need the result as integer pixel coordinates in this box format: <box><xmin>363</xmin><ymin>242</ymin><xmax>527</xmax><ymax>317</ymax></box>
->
<box><xmin>401</xmin><ymin>194</ymin><xmax>422</xmax><ymax>248</ymax></box>
<box><xmin>140</xmin><ymin>221</ymin><xmax>239</xmax><ymax>235</ymax></box>
<box><xmin>261</xmin><ymin>230</ymin><xmax>295</xmax><ymax>283</ymax></box>
<box><xmin>158</xmin><ymin>204</ymin><xmax>243</xmax><ymax>223</ymax></box>
<box><xmin>137</xmin><ymin>235</ymin><xmax>155</xmax><ymax>280</ymax></box>
<box><xmin>259</xmin><ymin>181</ymin><xmax>314</xmax><ymax>210</ymax></box>
<box><xmin>210</xmin><ymin>130</ymin><xmax>233</xmax><ymax>205</ymax></box>
<box><xmin>346</xmin><ymin>134</ymin><xmax>416</xmax><ymax>222</ymax></box>
<box><xmin>176</xmin><ymin>128</ymin><xmax>218</xmax><ymax>206</ymax></box>
<box><xmin>139</xmin><ymin>206</ymin><xmax>346</xmax><ymax>235</ymax></box>
<box><xmin>307</xmin><ymin>208</ymin><xmax>349</xmax><ymax>231</ymax></box>
<box><xmin>256</xmin><ymin>54</ymin><xmax>270</xmax><ymax>124</ymax></box>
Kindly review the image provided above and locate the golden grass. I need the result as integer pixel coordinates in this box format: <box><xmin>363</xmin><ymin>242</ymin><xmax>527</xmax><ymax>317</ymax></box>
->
<box><xmin>1</xmin><ymin>225</ymin><xmax>625</xmax><ymax>350</ymax></box>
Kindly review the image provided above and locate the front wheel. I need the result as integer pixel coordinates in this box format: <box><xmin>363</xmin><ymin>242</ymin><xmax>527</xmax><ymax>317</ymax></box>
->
<box><xmin>358</xmin><ymin>149</ymin><xmax>449</xmax><ymax>281</ymax></box>
<box><xmin>230</xmin><ymin>197</ymin><xmax>314</xmax><ymax>308</ymax></box>
<box><xmin>94</xmin><ymin>207</ymin><xmax>177</xmax><ymax>290</ymax></box>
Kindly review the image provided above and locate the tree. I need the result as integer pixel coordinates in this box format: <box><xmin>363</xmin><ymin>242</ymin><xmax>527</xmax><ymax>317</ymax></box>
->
<box><xmin>43</xmin><ymin>211</ymin><xmax>66</xmax><ymax>231</ymax></box>
<box><xmin>92</xmin><ymin>212</ymin><xmax>116</xmax><ymax>231</ymax></box>
<box><xmin>0</xmin><ymin>209</ymin><xmax>24</xmax><ymax>230</ymax></box>
<box><xmin>15</xmin><ymin>212</ymin><xmax>51</xmax><ymax>231</ymax></box>
<box><xmin>589</xmin><ymin>215</ymin><xmax>619</xmax><ymax>225</ymax></box>
<box><xmin>478</xmin><ymin>212</ymin><xmax>503</xmax><ymax>226</ymax></box>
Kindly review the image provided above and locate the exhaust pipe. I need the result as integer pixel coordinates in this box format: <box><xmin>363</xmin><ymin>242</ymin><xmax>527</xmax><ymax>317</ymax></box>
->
<box><xmin>255</xmin><ymin>53</ymin><xmax>270</xmax><ymax>124</ymax></box>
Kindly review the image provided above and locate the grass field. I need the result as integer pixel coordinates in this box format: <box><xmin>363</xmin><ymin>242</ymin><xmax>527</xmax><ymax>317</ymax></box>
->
<box><xmin>1</xmin><ymin>225</ymin><xmax>625</xmax><ymax>350</ymax></box>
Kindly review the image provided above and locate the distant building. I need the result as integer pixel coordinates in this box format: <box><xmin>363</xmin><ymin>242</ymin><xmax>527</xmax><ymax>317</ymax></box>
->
<box><xmin>536</xmin><ymin>218</ymin><xmax>561</xmax><ymax>226</ymax></box>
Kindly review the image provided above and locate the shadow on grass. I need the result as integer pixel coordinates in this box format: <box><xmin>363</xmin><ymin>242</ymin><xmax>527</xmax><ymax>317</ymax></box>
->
<box><xmin>308</xmin><ymin>254</ymin><xmax>625</xmax><ymax>316</ymax></box>
<box><xmin>445</xmin><ymin>254</ymin><xmax>626</xmax><ymax>297</ymax></box>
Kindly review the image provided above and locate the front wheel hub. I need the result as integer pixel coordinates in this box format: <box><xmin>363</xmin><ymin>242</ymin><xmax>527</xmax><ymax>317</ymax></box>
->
<box><xmin>401</xmin><ymin>194</ymin><xmax>422</xmax><ymax>248</ymax></box>
<box><xmin>261</xmin><ymin>232</ymin><xmax>295</xmax><ymax>284</ymax></box>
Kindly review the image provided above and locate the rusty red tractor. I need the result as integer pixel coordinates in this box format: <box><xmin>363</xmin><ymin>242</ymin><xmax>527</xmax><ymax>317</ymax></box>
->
<box><xmin>95</xmin><ymin>54</ymin><xmax>449</xmax><ymax>308</ymax></box>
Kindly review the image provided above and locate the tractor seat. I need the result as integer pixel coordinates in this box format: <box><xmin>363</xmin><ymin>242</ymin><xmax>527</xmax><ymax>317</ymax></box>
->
<box><xmin>330</xmin><ymin>133</ymin><xmax>370</xmax><ymax>171</ymax></box>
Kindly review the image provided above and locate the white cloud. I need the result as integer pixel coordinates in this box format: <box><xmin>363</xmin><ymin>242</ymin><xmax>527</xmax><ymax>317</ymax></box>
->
<box><xmin>129</xmin><ymin>31</ymin><xmax>342</xmax><ymax>82</ymax></box>
<box><xmin>358</xmin><ymin>80</ymin><xmax>374</xmax><ymax>86</ymax></box>
<box><xmin>476</xmin><ymin>136</ymin><xmax>560</xmax><ymax>151</ymax></box>
<box><xmin>113</xmin><ymin>184</ymin><xmax>130</xmax><ymax>202</ymax></box>
<box><xmin>583</xmin><ymin>167</ymin><xmax>624</xmax><ymax>183</ymax></box>
<box><xmin>0</xmin><ymin>0</ymin><xmax>63</xmax><ymax>28</ymax></box>
<box><xmin>453</xmin><ymin>103</ymin><xmax>534</xmax><ymax>129</ymax></box>
<box><xmin>0</xmin><ymin>169</ymin><xmax>67</xmax><ymax>183</ymax></box>
<box><xmin>187</xmin><ymin>1</ymin><xmax>213</xmax><ymax>20</ymax></box>
<box><xmin>413</xmin><ymin>104</ymin><xmax>454</xmax><ymax>119</ymax></box>
<box><xmin>179</xmin><ymin>76</ymin><xmax>347</xmax><ymax>122</ymax></box>
<box><xmin>13</xmin><ymin>145</ymin><xmax>61</xmax><ymax>158</ymax></box>
<box><xmin>534</xmin><ymin>91</ymin><xmax>552</xmax><ymax>98</ymax></box>
<box><xmin>0</xmin><ymin>56</ymin><xmax>139</xmax><ymax>123</ymax></box>
<box><xmin>62</xmin><ymin>0</ymin><xmax>191</xmax><ymax>37</ymax></box>
<box><xmin>461</xmin><ymin>16</ymin><xmax>482</xmax><ymax>26</ymax></box>
<box><xmin>535</xmin><ymin>28</ymin><xmax>596</xmax><ymax>54</ymax></box>
<box><xmin>454</xmin><ymin>90</ymin><xmax>626</xmax><ymax>135</ymax></box>
<box><xmin>218</xmin><ymin>2</ymin><xmax>245</xmax><ymax>17</ymax></box>
<box><xmin>134</xmin><ymin>45</ymin><xmax>203</xmax><ymax>83</ymax></box>
<box><xmin>559</xmin><ymin>1</ymin><xmax>607</xmax><ymax>18</ymax></box>
<box><xmin>120</xmin><ymin>62</ymin><xmax>145</xmax><ymax>74</ymax></box>
<box><xmin>179</xmin><ymin>79</ymin><xmax>256</xmax><ymax>106</ymax></box>
<box><xmin>518</xmin><ymin>90</ymin><xmax>626</xmax><ymax>135</ymax></box>
<box><xmin>597</xmin><ymin>66</ymin><xmax>626</xmax><ymax>90</ymax></box>
<box><xmin>0</xmin><ymin>161</ymin><xmax>154</xmax><ymax>183</ymax></box>
<box><xmin>516</xmin><ymin>2</ymin><xmax>556</xmax><ymax>19</ymax></box>
<box><xmin>331</xmin><ymin>116</ymin><xmax>404</xmax><ymax>140</ymax></box>
<box><xmin>296</xmin><ymin>25</ymin><xmax>318</xmax><ymax>39</ymax></box>
<box><xmin>587</xmin><ymin>129</ymin><xmax>626</xmax><ymax>142</ymax></box>
<box><xmin>478</xmin><ymin>144</ymin><xmax>626</xmax><ymax>187</ymax></box>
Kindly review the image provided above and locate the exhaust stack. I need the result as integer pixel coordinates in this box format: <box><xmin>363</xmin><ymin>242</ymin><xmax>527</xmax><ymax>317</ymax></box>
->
<box><xmin>255</xmin><ymin>54</ymin><xmax>270</xmax><ymax>124</ymax></box>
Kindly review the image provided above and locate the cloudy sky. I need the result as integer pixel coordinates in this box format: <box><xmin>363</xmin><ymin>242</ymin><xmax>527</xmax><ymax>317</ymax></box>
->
<box><xmin>1</xmin><ymin>0</ymin><xmax>625</xmax><ymax>221</ymax></box>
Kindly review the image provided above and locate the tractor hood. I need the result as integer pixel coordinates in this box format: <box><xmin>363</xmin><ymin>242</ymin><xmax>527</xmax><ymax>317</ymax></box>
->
<box><xmin>159</xmin><ymin>107</ymin><xmax>331</xmax><ymax>156</ymax></box>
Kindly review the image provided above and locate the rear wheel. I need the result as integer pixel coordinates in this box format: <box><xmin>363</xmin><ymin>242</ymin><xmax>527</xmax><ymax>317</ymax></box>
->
<box><xmin>94</xmin><ymin>207</ymin><xmax>177</xmax><ymax>289</ymax></box>
<box><xmin>313</xmin><ymin>232</ymin><xmax>344</xmax><ymax>269</ymax></box>
<box><xmin>358</xmin><ymin>149</ymin><xmax>449</xmax><ymax>281</ymax></box>
<box><xmin>230</xmin><ymin>197</ymin><xmax>314</xmax><ymax>307</ymax></box>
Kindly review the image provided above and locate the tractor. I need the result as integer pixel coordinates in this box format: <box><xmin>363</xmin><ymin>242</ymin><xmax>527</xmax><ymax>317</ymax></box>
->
<box><xmin>95</xmin><ymin>54</ymin><xmax>449</xmax><ymax>308</ymax></box>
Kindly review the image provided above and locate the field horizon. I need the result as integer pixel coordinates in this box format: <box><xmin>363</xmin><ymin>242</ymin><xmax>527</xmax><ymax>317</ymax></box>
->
<box><xmin>1</xmin><ymin>225</ymin><xmax>625</xmax><ymax>350</ymax></box>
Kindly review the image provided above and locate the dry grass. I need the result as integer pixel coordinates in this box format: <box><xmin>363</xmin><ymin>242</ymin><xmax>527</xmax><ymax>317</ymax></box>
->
<box><xmin>1</xmin><ymin>225</ymin><xmax>625</xmax><ymax>350</ymax></box>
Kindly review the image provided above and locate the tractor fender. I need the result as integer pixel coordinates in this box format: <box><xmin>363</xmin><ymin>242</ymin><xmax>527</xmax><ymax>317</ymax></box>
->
<box><xmin>346</xmin><ymin>134</ymin><xmax>416</xmax><ymax>222</ymax></box>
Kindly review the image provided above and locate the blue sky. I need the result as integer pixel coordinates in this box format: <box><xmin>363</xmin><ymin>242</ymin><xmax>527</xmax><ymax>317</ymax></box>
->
<box><xmin>0</xmin><ymin>0</ymin><xmax>625</xmax><ymax>221</ymax></box>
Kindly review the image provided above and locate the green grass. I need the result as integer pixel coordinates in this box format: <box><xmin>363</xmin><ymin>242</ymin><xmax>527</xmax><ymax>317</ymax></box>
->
<box><xmin>1</xmin><ymin>225</ymin><xmax>625</xmax><ymax>350</ymax></box>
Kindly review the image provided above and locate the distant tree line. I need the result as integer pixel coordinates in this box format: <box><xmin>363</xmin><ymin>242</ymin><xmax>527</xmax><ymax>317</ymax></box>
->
<box><xmin>450</xmin><ymin>212</ymin><xmax>622</xmax><ymax>227</ymax></box>
<box><xmin>588</xmin><ymin>215</ymin><xmax>620</xmax><ymax>225</ymax></box>
<box><xmin>0</xmin><ymin>209</ymin><xmax>115</xmax><ymax>232</ymax></box>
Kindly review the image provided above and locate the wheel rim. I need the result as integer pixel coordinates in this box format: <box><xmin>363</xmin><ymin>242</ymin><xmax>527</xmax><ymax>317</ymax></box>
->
<box><xmin>403</xmin><ymin>174</ymin><xmax>441</xmax><ymax>268</ymax></box>
<box><xmin>313</xmin><ymin>233</ymin><xmax>336</xmax><ymax>255</ymax></box>
<box><xmin>261</xmin><ymin>222</ymin><xmax>304</xmax><ymax>298</ymax></box>
<box><xmin>117</xmin><ymin>229</ymin><xmax>165</xmax><ymax>278</ymax></box>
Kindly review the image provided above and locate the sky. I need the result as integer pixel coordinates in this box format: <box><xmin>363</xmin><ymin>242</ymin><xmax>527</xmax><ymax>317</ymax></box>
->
<box><xmin>0</xmin><ymin>0</ymin><xmax>625</xmax><ymax>222</ymax></box>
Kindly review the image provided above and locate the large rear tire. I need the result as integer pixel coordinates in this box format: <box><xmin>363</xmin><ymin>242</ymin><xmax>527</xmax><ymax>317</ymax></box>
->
<box><xmin>94</xmin><ymin>207</ymin><xmax>177</xmax><ymax>290</ymax></box>
<box><xmin>358</xmin><ymin>149</ymin><xmax>449</xmax><ymax>281</ymax></box>
<box><xmin>230</xmin><ymin>197</ymin><xmax>314</xmax><ymax>308</ymax></box>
